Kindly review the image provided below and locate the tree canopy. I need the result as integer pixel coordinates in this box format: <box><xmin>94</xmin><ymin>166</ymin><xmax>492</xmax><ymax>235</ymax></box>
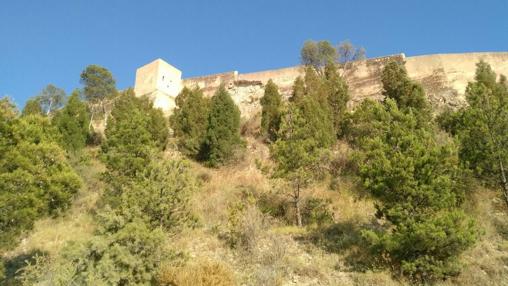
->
<box><xmin>80</xmin><ymin>65</ymin><xmax>117</xmax><ymax>103</ymax></box>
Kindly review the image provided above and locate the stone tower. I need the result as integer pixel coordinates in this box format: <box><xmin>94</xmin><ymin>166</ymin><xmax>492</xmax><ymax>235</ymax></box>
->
<box><xmin>134</xmin><ymin>58</ymin><xmax>183</xmax><ymax>115</ymax></box>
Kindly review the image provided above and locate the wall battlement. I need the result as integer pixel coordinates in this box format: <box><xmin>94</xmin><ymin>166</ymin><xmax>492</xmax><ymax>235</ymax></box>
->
<box><xmin>134</xmin><ymin>52</ymin><xmax>508</xmax><ymax>118</ymax></box>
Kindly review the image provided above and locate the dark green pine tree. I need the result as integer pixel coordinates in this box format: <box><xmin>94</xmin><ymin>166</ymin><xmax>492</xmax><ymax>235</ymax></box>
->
<box><xmin>169</xmin><ymin>87</ymin><xmax>210</xmax><ymax>158</ymax></box>
<box><xmin>260</xmin><ymin>79</ymin><xmax>282</xmax><ymax>142</ymax></box>
<box><xmin>201</xmin><ymin>85</ymin><xmax>243</xmax><ymax>166</ymax></box>
<box><xmin>324</xmin><ymin>63</ymin><xmax>349</xmax><ymax>137</ymax></box>
<box><xmin>52</xmin><ymin>90</ymin><xmax>90</xmax><ymax>152</ymax></box>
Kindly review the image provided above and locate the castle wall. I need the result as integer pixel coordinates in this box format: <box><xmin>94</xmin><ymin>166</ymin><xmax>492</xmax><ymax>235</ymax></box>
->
<box><xmin>405</xmin><ymin>52</ymin><xmax>508</xmax><ymax>110</ymax></box>
<box><xmin>182</xmin><ymin>71</ymin><xmax>238</xmax><ymax>95</ymax></box>
<box><xmin>180</xmin><ymin>54</ymin><xmax>406</xmax><ymax>118</ymax></box>
<box><xmin>140</xmin><ymin>52</ymin><xmax>508</xmax><ymax>120</ymax></box>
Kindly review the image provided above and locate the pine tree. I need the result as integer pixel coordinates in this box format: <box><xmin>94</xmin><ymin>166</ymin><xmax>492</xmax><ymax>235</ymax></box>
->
<box><xmin>453</xmin><ymin>61</ymin><xmax>508</xmax><ymax>203</ymax></box>
<box><xmin>52</xmin><ymin>90</ymin><xmax>90</xmax><ymax>152</ymax></box>
<box><xmin>349</xmin><ymin>95</ymin><xmax>479</xmax><ymax>280</ymax></box>
<box><xmin>201</xmin><ymin>85</ymin><xmax>243</xmax><ymax>166</ymax></box>
<box><xmin>260</xmin><ymin>79</ymin><xmax>282</xmax><ymax>142</ymax></box>
<box><xmin>324</xmin><ymin>63</ymin><xmax>349</xmax><ymax>136</ymax></box>
<box><xmin>272</xmin><ymin>102</ymin><xmax>329</xmax><ymax>227</ymax></box>
<box><xmin>0</xmin><ymin>98</ymin><xmax>17</xmax><ymax>155</ymax></box>
<box><xmin>80</xmin><ymin>65</ymin><xmax>117</xmax><ymax>103</ymax></box>
<box><xmin>47</xmin><ymin>207</ymin><xmax>167</xmax><ymax>285</ymax></box>
<box><xmin>299</xmin><ymin>41</ymin><xmax>349</xmax><ymax>139</ymax></box>
<box><xmin>345</xmin><ymin>62</ymin><xmax>481</xmax><ymax>281</ymax></box>
<box><xmin>291</xmin><ymin>66</ymin><xmax>336</xmax><ymax>148</ymax></box>
<box><xmin>0</xmin><ymin>114</ymin><xmax>81</xmax><ymax>250</ymax></box>
<box><xmin>102</xmin><ymin>89</ymin><xmax>168</xmax><ymax>178</ymax></box>
<box><xmin>169</xmin><ymin>87</ymin><xmax>210</xmax><ymax>158</ymax></box>
<box><xmin>80</xmin><ymin>64</ymin><xmax>118</xmax><ymax>128</ymax></box>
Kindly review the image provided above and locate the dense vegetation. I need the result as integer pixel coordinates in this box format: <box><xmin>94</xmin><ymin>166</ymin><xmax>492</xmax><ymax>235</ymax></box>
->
<box><xmin>1</xmin><ymin>41</ymin><xmax>507</xmax><ymax>285</ymax></box>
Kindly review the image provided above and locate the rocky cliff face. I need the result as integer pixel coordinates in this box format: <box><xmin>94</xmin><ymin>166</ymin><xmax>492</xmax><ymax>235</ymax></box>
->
<box><xmin>182</xmin><ymin>52</ymin><xmax>508</xmax><ymax>119</ymax></box>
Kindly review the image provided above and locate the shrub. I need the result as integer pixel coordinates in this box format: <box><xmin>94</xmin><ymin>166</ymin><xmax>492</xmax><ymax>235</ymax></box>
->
<box><xmin>257</xmin><ymin>191</ymin><xmax>290</xmax><ymax>222</ymax></box>
<box><xmin>70</xmin><ymin>209</ymin><xmax>169</xmax><ymax>285</ymax></box>
<box><xmin>227</xmin><ymin>200</ymin><xmax>266</xmax><ymax>252</ymax></box>
<box><xmin>301</xmin><ymin>198</ymin><xmax>334</xmax><ymax>227</ymax></box>
<box><xmin>120</xmin><ymin>159</ymin><xmax>198</xmax><ymax>231</ymax></box>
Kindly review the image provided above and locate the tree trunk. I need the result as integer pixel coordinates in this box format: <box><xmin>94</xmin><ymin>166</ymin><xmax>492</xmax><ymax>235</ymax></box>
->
<box><xmin>101</xmin><ymin>100</ymin><xmax>108</xmax><ymax>124</ymax></box>
<box><xmin>88</xmin><ymin>111</ymin><xmax>94</xmax><ymax>131</ymax></box>
<box><xmin>294</xmin><ymin>182</ymin><xmax>302</xmax><ymax>227</ymax></box>
<box><xmin>46</xmin><ymin>100</ymin><xmax>52</xmax><ymax>115</ymax></box>
<box><xmin>499</xmin><ymin>160</ymin><xmax>508</xmax><ymax>207</ymax></box>
<box><xmin>295</xmin><ymin>199</ymin><xmax>302</xmax><ymax>227</ymax></box>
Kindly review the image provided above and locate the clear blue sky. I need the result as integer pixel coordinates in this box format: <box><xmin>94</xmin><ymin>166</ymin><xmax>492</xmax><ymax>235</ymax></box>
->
<box><xmin>1</xmin><ymin>0</ymin><xmax>507</xmax><ymax>108</ymax></box>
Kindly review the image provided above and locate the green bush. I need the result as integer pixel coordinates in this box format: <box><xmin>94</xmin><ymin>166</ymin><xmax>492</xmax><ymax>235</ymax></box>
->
<box><xmin>0</xmin><ymin>114</ymin><xmax>81</xmax><ymax>250</ymax></box>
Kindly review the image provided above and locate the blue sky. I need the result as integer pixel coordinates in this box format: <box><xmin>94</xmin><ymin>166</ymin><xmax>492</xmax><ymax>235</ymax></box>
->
<box><xmin>1</xmin><ymin>0</ymin><xmax>507</xmax><ymax>108</ymax></box>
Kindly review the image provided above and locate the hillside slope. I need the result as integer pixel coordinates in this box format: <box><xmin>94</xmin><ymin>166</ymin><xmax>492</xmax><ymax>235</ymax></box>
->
<box><xmin>3</xmin><ymin>138</ymin><xmax>507</xmax><ymax>286</ymax></box>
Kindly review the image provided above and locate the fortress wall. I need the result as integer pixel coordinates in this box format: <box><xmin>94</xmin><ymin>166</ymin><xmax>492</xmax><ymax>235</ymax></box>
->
<box><xmin>405</xmin><ymin>52</ymin><xmax>508</xmax><ymax>110</ymax></box>
<box><xmin>238</xmin><ymin>66</ymin><xmax>304</xmax><ymax>94</ymax></box>
<box><xmin>183</xmin><ymin>71</ymin><xmax>238</xmax><ymax>96</ymax></box>
<box><xmin>175</xmin><ymin>52</ymin><xmax>508</xmax><ymax>119</ymax></box>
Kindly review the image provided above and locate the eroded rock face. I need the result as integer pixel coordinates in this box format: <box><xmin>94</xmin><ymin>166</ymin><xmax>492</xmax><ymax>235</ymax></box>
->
<box><xmin>180</xmin><ymin>52</ymin><xmax>508</xmax><ymax>119</ymax></box>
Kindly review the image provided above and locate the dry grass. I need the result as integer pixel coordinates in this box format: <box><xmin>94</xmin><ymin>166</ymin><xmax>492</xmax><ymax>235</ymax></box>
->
<box><xmin>190</xmin><ymin>137</ymin><xmax>271</xmax><ymax>228</ymax></box>
<box><xmin>158</xmin><ymin>259</ymin><xmax>236</xmax><ymax>286</ymax></box>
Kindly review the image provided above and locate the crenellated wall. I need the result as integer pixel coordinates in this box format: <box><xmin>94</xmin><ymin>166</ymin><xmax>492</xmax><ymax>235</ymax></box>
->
<box><xmin>137</xmin><ymin>52</ymin><xmax>508</xmax><ymax>119</ymax></box>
